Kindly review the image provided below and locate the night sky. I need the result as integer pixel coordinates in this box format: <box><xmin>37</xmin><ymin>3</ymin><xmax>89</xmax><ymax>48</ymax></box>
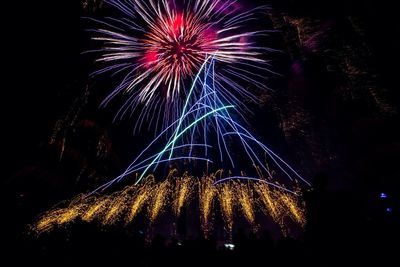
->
<box><xmin>3</xmin><ymin>0</ymin><xmax>399</xmax><ymax>265</ymax></box>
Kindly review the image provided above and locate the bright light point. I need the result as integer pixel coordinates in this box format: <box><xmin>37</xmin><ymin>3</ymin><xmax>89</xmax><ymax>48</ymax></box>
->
<box><xmin>224</xmin><ymin>243</ymin><xmax>235</xmax><ymax>250</ymax></box>
<box><xmin>380</xmin><ymin>192</ymin><xmax>388</xmax><ymax>199</ymax></box>
<box><xmin>386</xmin><ymin>207</ymin><xmax>392</xmax><ymax>213</ymax></box>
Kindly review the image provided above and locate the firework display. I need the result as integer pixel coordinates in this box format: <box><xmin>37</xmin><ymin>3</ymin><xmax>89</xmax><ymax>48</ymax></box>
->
<box><xmin>90</xmin><ymin>0</ymin><xmax>271</xmax><ymax>130</ymax></box>
<box><xmin>91</xmin><ymin>56</ymin><xmax>309</xmax><ymax>195</ymax></box>
<box><xmin>33</xmin><ymin>172</ymin><xmax>305</xmax><ymax>238</ymax></box>
<box><xmin>33</xmin><ymin>0</ymin><xmax>311</xmax><ymax>242</ymax></box>
<box><xmin>6</xmin><ymin>1</ymin><xmax>398</xmax><ymax>266</ymax></box>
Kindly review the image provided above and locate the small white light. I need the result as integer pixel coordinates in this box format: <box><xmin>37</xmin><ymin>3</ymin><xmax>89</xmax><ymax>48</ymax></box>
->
<box><xmin>224</xmin><ymin>243</ymin><xmax>235</xmax><ymax>250</ymax></box>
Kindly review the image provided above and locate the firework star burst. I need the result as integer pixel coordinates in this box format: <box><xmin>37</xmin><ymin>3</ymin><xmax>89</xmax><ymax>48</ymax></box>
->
<box><xmin>89</xmin><ymin>0</ymin><xmax>273</xmax><ymax>132</ymax></box>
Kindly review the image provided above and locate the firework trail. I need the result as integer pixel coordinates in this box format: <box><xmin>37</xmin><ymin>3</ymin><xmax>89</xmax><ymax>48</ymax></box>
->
<box><xmin>218</xmin><ymin>182</ymin><xmax>235</xmax><ymax>240</ymax></box>
<box><xmin>126</xmin><ymin>177</ymin><xmax>154</xmax><ymax>224</ymax></box>
<box><xmin>103</xmin><ymin>191</ymin><xmax>131</xmax><ymax>225</ymax></box>
<box><xmin>89</xmin><ymin>0</ymin><xmax>272</xmax><ymax>131</ymax></box>
<box><xmin>199</xmin><ymin>174</ymin><xmax>217</xmax><ymax>238</ymax></box>
<box><xmin>148</xmin><ymin>176</ymin><xmax>171</xmax><ymax>223</ymax></box>
<box><xmin>172</xmin><ymin>172</ymin><xmax>195</xmax><ymax>217</ymax></box>
<box><xmin>34</xmin><ymin>205</ymin><xmax>83</xmax><ymax>234</ymax></box>
<box><xmin>81</xmin><ymin>197</ymin><xmax>109</xmax><ymax>222</ymax></box>
<box><xmin>90</xmin><ymin>57</ymin><xmax>309</xmax><ymax>195</ymax></box>
<box><xmin>254</xmin><ymin>182</ymin><xmax>305</xmax><ymax>233</ymax></box>
<box><xmin>235</xmin><ymin>182</ymin><xmax>256</xmax><ymax>226</ymax></box>
<box><xmin>279</xmin><ymin>192</ymin><xmax>305</xmax><ymax>226</ymax></box>
<box><xmin>254</xmin><ymin>182</ymin><xmax>284</xmax><ymax>226</ymax></box>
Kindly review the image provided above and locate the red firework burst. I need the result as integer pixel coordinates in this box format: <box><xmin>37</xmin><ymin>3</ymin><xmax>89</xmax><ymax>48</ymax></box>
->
<box><xmin>142</xmin><ymin>12</ymin><xmax>218</xmax><ymax>96</ymax></box>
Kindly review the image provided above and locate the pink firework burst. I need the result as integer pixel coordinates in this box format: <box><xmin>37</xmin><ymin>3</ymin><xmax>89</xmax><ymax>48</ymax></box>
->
<box><xmin>91</xmin><ymin>0</ymin><xmax>272</xmax><ymax>131</ymax></box>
